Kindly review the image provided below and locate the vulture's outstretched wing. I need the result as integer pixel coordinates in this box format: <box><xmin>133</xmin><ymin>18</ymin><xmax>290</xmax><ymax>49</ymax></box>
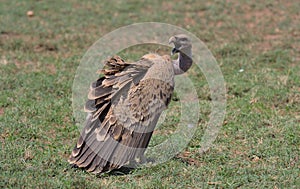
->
<box><xmin>69</xmin><ymin>55</ymin><xmax>174</xmax><ymax>174</ymax></box>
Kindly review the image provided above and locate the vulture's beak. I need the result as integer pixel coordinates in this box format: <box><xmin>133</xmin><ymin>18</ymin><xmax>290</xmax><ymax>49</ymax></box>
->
<box><xmin>169</xmin><ymin>36</ymin><xmax>178</xmax><ymax>55</ymax></box>
<box><xmin>168</xmin><ymin>36</ymin><xmax>176</xmax><ymax>44</ymax></box>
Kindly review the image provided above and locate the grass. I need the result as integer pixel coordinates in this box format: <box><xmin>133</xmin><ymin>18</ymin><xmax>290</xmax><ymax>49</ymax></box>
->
<box><xmin>1</xmin><ymin>0</ymin><xmax>299</xmax><ymax>188</ymax></box>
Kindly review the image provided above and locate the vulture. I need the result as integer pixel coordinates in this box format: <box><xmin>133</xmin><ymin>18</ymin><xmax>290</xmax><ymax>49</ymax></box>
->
<box><xmin>69</xmin><ymin>34</ymin><xmax>193</xmax><ymax>174</ymax></box>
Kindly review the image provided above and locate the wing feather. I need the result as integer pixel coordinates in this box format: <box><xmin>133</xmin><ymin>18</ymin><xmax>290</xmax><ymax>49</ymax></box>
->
<box><xmin>69</xmin><ymin>55</ymin><xmax>174</xmax><ymax>174</ymax></box>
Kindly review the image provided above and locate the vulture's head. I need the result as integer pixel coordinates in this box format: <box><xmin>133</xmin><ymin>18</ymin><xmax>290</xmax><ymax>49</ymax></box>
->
<box><xmin>169</xmin><ymin>34</ymin><xmax>192</xmax><ymax>55</ymax></box>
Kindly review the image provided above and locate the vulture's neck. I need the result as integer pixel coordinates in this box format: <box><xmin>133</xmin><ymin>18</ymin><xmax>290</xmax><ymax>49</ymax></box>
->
<box><xmin>172</xmin><ymin>48</ymin><xmax>192</xmax><ymax>75</ymax></box>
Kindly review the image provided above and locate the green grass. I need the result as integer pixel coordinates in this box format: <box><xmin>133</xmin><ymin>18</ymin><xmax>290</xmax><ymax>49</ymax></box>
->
<box><xmin>1</xmin><ymin>0</ymin><xmax>299</xmax><ymax>188</ymax></box>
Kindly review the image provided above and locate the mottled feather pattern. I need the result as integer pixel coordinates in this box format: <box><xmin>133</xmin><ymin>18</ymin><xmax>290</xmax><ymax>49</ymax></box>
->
<box><xmin>69</xmin><ymin>54</ymin><xmax>175</xmax><ymax>174</ymax></box>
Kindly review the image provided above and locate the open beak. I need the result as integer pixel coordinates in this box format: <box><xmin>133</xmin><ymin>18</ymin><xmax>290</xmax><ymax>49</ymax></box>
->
<box><xmin>171</xmin><ymin>47</ymin><xmax>179</xmax><ymax>55</ymax></box>
<box><xmin>169</xmin><ymin>36</ymin><xmax>178</xmax><ymax>55</ymax></box>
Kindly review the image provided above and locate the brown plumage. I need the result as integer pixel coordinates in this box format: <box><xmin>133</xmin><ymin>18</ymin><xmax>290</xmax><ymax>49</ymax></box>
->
<box><xmin>69</xmin><ymin>34</ymin><xmax>192</xmax><ymax>174</ymax></box>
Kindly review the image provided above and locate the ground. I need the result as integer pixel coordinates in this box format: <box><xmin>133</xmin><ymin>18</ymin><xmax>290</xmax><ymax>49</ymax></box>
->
<box><xmin>0</xmin><ymin>0</ymin><xmax>299</xmax><ymax>188</ymax></box>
